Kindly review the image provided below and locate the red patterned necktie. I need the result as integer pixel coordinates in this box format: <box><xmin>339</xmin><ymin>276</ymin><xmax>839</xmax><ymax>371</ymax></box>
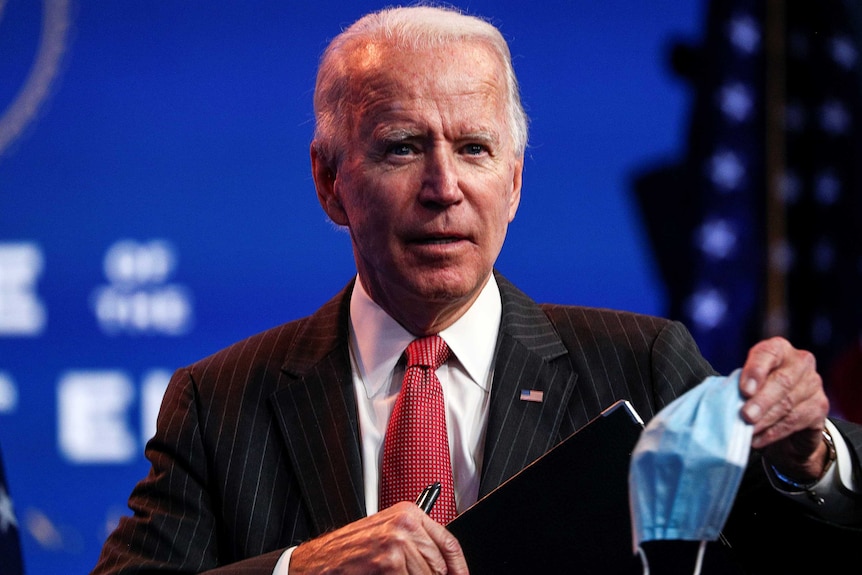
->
<box><xmin>379</xmin><ymin>335</ymin><xmax>457</xmax><ymax>524</ymax></box>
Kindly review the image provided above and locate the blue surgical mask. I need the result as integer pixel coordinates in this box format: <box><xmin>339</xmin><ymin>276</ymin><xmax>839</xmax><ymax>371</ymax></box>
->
<box><xmin>628</xmin><ymin>369</ymin><xmax>752</xmax><ymax>574</ymax></box>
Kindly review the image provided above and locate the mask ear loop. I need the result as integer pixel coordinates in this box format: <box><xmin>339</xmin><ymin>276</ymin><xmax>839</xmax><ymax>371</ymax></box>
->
<box><xmin>692</xmin><ymin>540</ymin><xmax>707</xmax><ymax>575</ymax></box>
<box><xmin>636</xmin><ymin>541</ymin><xmax>707</xmax><ymax>575</ymax></box>
<box><xmin>636</xmin><ymin>546</ymin><xmax>649</xmax><ymax>575</ymax></box>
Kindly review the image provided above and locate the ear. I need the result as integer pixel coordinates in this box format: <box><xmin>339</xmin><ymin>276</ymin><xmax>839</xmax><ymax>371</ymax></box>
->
<box><xmin>507</xmin><ymin>156</ymin><xmax>524</xmax><ymax>222</ymax></box>
<box><xmin>311</xmin><ymin>142</ymin><xmax>349</xmax><ymax>226</ymax></box>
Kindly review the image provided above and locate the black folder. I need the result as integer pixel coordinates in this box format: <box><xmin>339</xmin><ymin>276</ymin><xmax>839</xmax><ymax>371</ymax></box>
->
<box><xmin>447</xmin><ymin>399</ymin><xmax>645</xmax><ymax>574</ymax></box>
<box><xmin>448</xmin><ymin>399</ymin><xmax>746</xmax><ymax>574</ymax></box>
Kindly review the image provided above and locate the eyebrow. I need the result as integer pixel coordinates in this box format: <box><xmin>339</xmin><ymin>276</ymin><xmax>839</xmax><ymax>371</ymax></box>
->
<box><xmin>374</xmin><ymin>127</ymin><xmax>422</xmax><ymax>142</ymax></box>
<box><xmin>457</xmin><ymin>131</ymin><xmax>498</xmax><ymax>144</ymax></box>
<box><xmin>373</xmin><ymin>126</ymin><xmax>500</xmax><ymax>143</ymax></box>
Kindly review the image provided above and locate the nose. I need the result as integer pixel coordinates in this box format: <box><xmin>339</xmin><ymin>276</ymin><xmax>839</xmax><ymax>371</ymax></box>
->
<box><xmin>419</xmin><ymin>147</ymin><xmax>462</xmax><ymax>206</ymax></box>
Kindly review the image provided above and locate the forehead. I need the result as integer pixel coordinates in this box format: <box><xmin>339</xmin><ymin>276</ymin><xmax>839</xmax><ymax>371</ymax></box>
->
<box><xmin>348</xmin><ymin>37</ymin><xmax>502</xmax><ymax>78</ymax></box>
<box><xmin>345</xmin><ymin>40</ymin><xmax>508</xmax><ymax>129</ymax></box>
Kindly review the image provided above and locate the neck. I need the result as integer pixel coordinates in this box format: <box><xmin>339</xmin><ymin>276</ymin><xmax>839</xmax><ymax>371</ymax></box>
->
<box><xmin>358</xmin><ymin>274</ymin><xmax>491</xmax><ymax>336</ymax></box>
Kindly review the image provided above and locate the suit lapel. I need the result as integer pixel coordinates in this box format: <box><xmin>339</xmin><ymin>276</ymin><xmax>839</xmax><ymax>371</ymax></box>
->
<box><xmin>478</xmin><ymin>273</ymin><xmax>578</xmax><ymax>497</ymax></box>
<box><xmin>269</xmin><ymin>281</ymin><xmax>367</xmax><ymax>535</ymax></box>
<box><xmin>267</xmin><ymin>274</ymin><xmax>578</xmax><ymax>524</ymax></box>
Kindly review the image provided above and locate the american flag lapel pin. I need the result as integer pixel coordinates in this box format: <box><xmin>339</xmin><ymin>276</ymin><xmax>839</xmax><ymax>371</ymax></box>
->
<box><xmin>520</xmin><ymin>389</ymin><xmax>544</xmax><ymax>403</ymax></box>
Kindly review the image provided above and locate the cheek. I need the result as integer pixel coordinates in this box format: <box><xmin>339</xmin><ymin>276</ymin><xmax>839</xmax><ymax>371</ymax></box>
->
<box><xmin>506</xmin><ymin>188</ymin><xmax>519</xmax><ymax>222</ymax></box>
<box><xmin>485</xmin><ymin>175</ymin><xmax>519</xmax><ymax>226</ymax></box>
<box><xmin>337</xmin><ymin>173</ymin><xmax>375</xmax><ymax>224</ymax></box>
<box><xmin>341</xmin><ymin>180</ymin><xmax>399</xmax><ymax>245</ymax></box>
<box><xmin>485</xmin><ymin>190</ymin><xmax>518</xmax><ymax>250</ymax></box>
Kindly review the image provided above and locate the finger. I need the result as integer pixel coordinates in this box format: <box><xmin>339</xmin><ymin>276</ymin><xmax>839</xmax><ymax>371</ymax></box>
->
<box><xmin>422</xmin><ymin>517</ymin><xmax>469</xmax><ymax>575</ymax></box>
<box><xmin>387</xmin><ymin>503</ymin><xmax>469</xmax><ymax>575</ymax></box>
<box><xmin>739</xmin><ymin>341</ymin><xmax>825</xmax><ymax>445</ymax></box>
<box><xmin>747</xmin><ymin>369</ymin><xmax>826</xmax><ymax>448</ymax></box>
<box><xmin>291</xmin><ymin>503</ymin><xmax>453</xmax><ymax>575</ymax></box>
<box><xmin>742</xmin><ymin>359</ymin><xmax>802</xmax><ymax>429</ymax></box>
<box><xmin>401</xmin><ymin>535</ymin><xmax>439</xmax><ymax>575</ymax></box>
<box><xmin>738</xmin><ymin>337</ymin><xmax>791</xmax><ymax>400</ymax></box>
<box><xmin>739</xmin><ymin>338</ymin><xmax>813</xmax><ymax>425</ymax></box>
<box><xmin>398</xmin><ymin>513</ymin><xmax>445</xmax><ymax>575</ymax></box>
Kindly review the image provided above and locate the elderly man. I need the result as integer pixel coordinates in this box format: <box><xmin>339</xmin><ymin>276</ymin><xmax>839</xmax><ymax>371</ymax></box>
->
<box><xmin>91</xmin><ymin>5</ymin><xmax>862</xmax><ymax>575</ymax></box>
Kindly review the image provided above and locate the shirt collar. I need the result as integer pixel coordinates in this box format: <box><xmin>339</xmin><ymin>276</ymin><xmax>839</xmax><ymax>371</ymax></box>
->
<box><xmin>349</xmin><ymin>274</ymin><xmax>502</xmax><ymax>398</ymax></box>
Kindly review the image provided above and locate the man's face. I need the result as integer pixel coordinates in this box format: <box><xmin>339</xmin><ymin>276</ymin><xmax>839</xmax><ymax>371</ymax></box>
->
<box><xmin>315</xmin><ymin>40</ymin><xmax>523</xmax><ymax>333</ymax></box>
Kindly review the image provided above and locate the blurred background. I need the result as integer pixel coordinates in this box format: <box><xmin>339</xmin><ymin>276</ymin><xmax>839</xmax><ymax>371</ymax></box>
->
<box><xmin>0</xmin><ymin>0</ymin><xmax>859</xmax><ymax>572</ymax></box>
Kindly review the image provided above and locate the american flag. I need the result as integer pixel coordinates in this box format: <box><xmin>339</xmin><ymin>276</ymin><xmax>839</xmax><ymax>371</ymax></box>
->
<box><xmin>0</xmin><ymin>444</ymin><xmax>24</xmax><ymax>574</ymax></box>
<box><xmin>633</xmin><ymin>0</ymin><xmax>862</xmax><ymax>421</ymax></box>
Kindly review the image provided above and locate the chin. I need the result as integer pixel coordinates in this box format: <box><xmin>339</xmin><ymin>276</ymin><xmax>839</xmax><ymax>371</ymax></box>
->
<box><xmin>410</xmin><ymin>270</ymin><xmax>485</xmax><ymax>303</ymax></box>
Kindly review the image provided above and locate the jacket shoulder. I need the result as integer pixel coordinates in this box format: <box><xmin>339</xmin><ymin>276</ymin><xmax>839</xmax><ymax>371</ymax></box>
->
<box><xmin>538</xmin><ymin>303</ymin><xmax>715</xmax><ymax>416</ymax></box>
<box><xmin>538</xmin><ymin>303</ymin><xmax>676</xmax><ymax>340</ymax></box>
<box><xmin>189</xmin><ymin>282</ymin><xmax>352</xmax><ymax>376</ymax></box>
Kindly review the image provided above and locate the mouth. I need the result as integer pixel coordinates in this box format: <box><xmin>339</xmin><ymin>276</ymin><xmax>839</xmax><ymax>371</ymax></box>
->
<box><xmin>405</xmin><ymin>233</ymin><xmax>469</xmax><ymax>255</ymax></box>
<box><xmin>408</xmin><ymin>231</ymin><xmax>469</xmax><ymax>246</ymax></box>
<box><xmin>414</xmin><ymin>236</ymin><xmax>462</xmax><ymax>245</ymax></box>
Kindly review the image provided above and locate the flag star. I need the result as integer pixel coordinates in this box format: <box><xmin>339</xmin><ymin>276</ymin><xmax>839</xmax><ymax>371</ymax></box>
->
<box><xmin>697</xmin><ymin>218</ymin><xmax>738</xmax><ymax>259</ymax></box>
<box><xmin>830</xmin><ymin>36</ymin><xmax>858</xmax><ymax>69</ymax></box>
<box><xmin>719</xmin><ymin>82</ymin><xmax>753</xmax><ymax>122</ymax></box>
<box><xmin>814</xmin><ymin>170</ymin><xmax>841</xmax><ymax>204</ymax></box>
<box><xmin>0</xmin><ymin>486</ymin><xmax>17</xmax><ymax>533</ymax></box>
<box><xmin>728</xmin><ymin>14</ymin><xmax>761</xmax><ymax>54</ymax></box>
<box><xmin>709</xmin><ymin>150</ymin><xmax>745</xmax><ymax>191</ymax></box>
<box><xmin>687</xmin><ymin>288</ymin><xmax>728</xmax><ymax>330</ymax></box>
<box><xmin>820</xmin><ymin>99</ymin><xmax>851</xmax><ymax>134</ymax></box>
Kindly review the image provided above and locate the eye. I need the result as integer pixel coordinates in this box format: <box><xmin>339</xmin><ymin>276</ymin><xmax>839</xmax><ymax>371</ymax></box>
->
<box><xmin>462</xmin><ymin>143</ymin><xmax>488</xmax><ymax>156</ymax></box>
<box><xmin>386</xmin><ymin>142</ymin><xmax>415</xmax><ymax>156</ymax></box>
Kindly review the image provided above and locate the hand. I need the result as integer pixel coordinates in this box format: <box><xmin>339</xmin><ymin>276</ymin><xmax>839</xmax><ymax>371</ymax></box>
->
<box><xmin>739</xmin><ymin>336</ymin><xmax>831</xmax><ymax>482</ymax></box>
<box><xmin>289</xmin><ymin>501</ymin><xmax>469</xmax><ymax>575</ymax></box>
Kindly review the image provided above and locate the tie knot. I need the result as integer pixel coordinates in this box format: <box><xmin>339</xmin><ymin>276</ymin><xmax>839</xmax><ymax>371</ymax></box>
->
<box><xmin>405</xmin><ymin>335</ymin><xmax>449</xmax><ymax>370</ymax></box>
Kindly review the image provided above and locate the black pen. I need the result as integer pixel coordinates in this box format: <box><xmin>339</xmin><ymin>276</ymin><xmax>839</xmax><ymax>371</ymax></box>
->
<box><xmin>415</xmin><ymin>481</ymin><xmax>441</xmax><ymax>514</ymax></box>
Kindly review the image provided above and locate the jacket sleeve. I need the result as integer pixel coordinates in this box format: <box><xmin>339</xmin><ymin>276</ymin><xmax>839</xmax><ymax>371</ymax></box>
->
<box><xmin>89</xmin><ymin>367</ymin><xmax>284</xmax><ymax>574</ymax></box>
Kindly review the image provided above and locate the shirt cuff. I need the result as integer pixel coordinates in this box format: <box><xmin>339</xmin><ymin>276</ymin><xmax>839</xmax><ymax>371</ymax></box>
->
<box><xmin>272</xmin><ymin>546</ymin><xmax>296</xmax><ymax>575</ymax></box>
<box><xmin>764</xmin><ymin>419</ymin><xmax>861</xmax><ymax>524</ymax></box>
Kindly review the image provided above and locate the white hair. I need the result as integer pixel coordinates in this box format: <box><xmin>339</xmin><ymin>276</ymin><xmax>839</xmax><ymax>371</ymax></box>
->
<box><xmin>312</xmin><ymin>4</ymin><xmax>529</xmax><ymax>165</ymax></box>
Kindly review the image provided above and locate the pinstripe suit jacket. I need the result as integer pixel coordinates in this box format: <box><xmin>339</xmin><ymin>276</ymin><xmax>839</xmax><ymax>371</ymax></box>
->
<box><xmin>91</xmin><ymin>272</ymin><xmax>862</xmax><ymax>574</ymax></box>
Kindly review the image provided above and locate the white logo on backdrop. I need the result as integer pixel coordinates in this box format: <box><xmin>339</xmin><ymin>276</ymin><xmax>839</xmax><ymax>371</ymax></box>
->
<box><xmin>0</xmin><ymin>0</ymin><xmax>72</xmax><ymax>158</ymax></box>
<box><xmin>0</xmin><ymin>242</ymin><xmax>46</xmax><ymax>336</ymax></box>
<box><xmin>0</xmin><ymin>371</ymin><xmax>18</xmax><ymax>413</ymax></box>
<box><xmin>57</xmin><ymin>369</ymin><xmax>170</xmax><ymax>463</ymax></box>
<box><xmin>58</xmin><ymin>371</ymin><xmax>137</xmax><ymax>463</ymax></box>
<box><xmin>91</xmin><ymin>239</ymin><xmax>194</xmax><ymax>335</ymax></box>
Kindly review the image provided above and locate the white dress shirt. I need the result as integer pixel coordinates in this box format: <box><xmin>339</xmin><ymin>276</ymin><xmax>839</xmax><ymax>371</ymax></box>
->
<box><xmin>273</xmin><ymin>274</ymin><xmax>501</xmax><ymax>574</ymax></box>
<box><xmin>348</xmin><ymin>273</ymin><xmax>501</xmax><ymax>514</ymax></box>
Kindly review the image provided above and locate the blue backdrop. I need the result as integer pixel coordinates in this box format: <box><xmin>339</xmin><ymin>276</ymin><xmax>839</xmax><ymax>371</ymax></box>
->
<box><xmin>0</xmin><ymin>1</ymin><xmax>701</xmax><ymax>572</ymax></box>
